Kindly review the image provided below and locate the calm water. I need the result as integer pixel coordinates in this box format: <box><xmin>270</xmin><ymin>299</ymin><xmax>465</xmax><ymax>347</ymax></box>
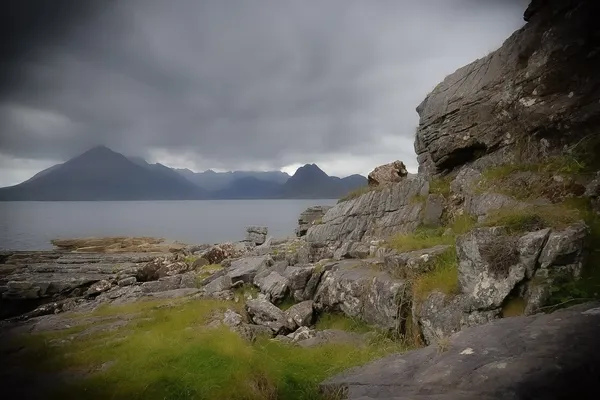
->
<box><xmin>0</xmin><ymin>200</ymin><xmax>337</xmax><ymax>251</ymax></box>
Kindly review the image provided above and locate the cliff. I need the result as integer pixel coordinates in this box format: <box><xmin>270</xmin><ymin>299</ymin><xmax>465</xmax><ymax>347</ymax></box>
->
<box><xmin>415</xmin><ymin>0</ymin><xmax>599</xmax><ymax>175</ymax></box>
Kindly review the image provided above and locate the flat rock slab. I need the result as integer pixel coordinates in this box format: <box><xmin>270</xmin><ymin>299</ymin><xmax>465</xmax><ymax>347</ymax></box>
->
<box><xmin>321</xmin><ymin>302</ymin><xmax>600</xmax><ymax>400</ymax></box>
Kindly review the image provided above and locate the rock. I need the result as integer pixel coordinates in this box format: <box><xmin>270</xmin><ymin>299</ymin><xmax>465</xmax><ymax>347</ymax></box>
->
<box><xmin>422</xmin><ymin>193</ymin><xmax>445</xmax><ymax>226</ymax></box>
<box><xmin>584</xmin><ymin>172</ymin><xmax>600</xmax><ymax>203</ymax></box>
<box><xmin>282</xmin><ymin>265</ymin><xmax>316</xmax><ymax>301</ymax></box>
<box><xmin>202</xmin><ymin>243</ymin><xmax>244</xmax><ymax>265</ymax></box>
<box><xmin>414</xmin><ymin>291</ymin><xmax>500</xmax><ymax>346</ymax></box>
<box><xmin>140</xmin><ymin>275</ymin><xmax>182</xmax><ymax>293</ymax></box>
<box><xmin>297</xmin><ymin>329</ymin><xmax>367</xmax><ymax>348</ymax></box>
<box><xmin>313</xmin><ymin>259</ymin><xmax>407</xmax><ymax>330</ymax></box>
<box><xmin>383</xmin><ymin>245</ymin><xmax>451</xmax><ymax>279</ymax></box>
<box><xmin>222</xmin><ymin>309</ymin><xmax>243</xmax><ymax>327</ymax></box>
<box><xmin>296</xmin><ymin>206</ymin><xmax>333</xmax><ymax>237</ymax></box>
<box><xmin>202</xmin><ymin>275</ymin><xmax>233</xmax><ymax>294</ymax></box>
<box><xmin>253</xmin><ymin>237</ymin><xmax>273</xmax><ymax>255</ymax></box>
<box><xmin>414</xmin><ymin>0</ymin><xmax>600</xmax><ymax>174</ymax></box>
<box><xmin>117</xmin><ymin>277</ymin><xmax>136</xmax><ymax>287</ymax></box>
<box><xmin>414</xmin><ymin>223</ymin><xmax>588</xmax><ymax>344</ymax></box>
<box><xmin>450</xmin><ymin>168</ymin><xmax>482</xmax><ymax>196</ymax></box>
<box><xmin>245</xmin><ymin>298</ymin><xmax>294</xmax><ymax>333</ymax></box>
<box><xmin>466</xmin><ymin>192</ymin><xmax>526</xmax><ymax>220</ymax></box>
<box><xmin>253</xmin><ymin>271</ymin><xmax>289</xmax><ymax>304</ymax></box>
<box><xmin>227</xmin><ymin>255</ymin><xmax>273</xmax><ymax>283</ymax></box>
<box><xmin>526</xmin><ymin>222</ymin><xmax>588</xmax><ymax>314</ymax></box>
<box><xmin>136</xmin><ymin>257</ymin><xmax>168</xmax><ymax>281</ymax></box>
<box><xmin>284</xmin><ymin>300</ymin><xmax>314</xmax><ymax>327</ymax></box>
<box><xmin>84</xmin><ymin>280</ymin><xmax>112</xmax><ymax>297</ymax></box>
<box><xmin>287</xmin><ymin>326</ymin><xmax>316</xmax><ymax>342</ymax></box>
<box><xmin>178</xmin><ymin>271</ymin><xmax>198</xmax><ymax>288</ymax></box>
<box><xmin>321</xmin><ymin>302</ymin><xmax>600</xmax><ymax>400</ymax></box>
<box><xmin>96</xmin><ymin>285</ymin><xmax>143</xmax><ymax>304</ymax></box>
<box><xmin>333</xmin><ymin>242</ymin><xmax>370</xmax><ymax>260</ymax></box>
<box><xmin>456</xmin><ymin>227</ymin><xmax>550</xmax><ymax>310</ymax></box>
<box><xmin>306</xmin><ymin>175</ymin><xmax>429</xmax><ymax>254</ymax></box>
<box><xmin>367</xmin><ymin>160</ymin><xmax>408</xmax><ymax>187</ymax></box>
<box><xmin>246</xmin><ymin>226</ymin><xmax>268</xmax><ymax>245</ymax></box>
<box><xmin>157</xmin><ymin>262</ymin><xmax>191</xmax><ymax>278</ymax></box>
<box><xmin>231</xmin><ymin>323</ymin><xmax>274</xmax><ymax>342</ymax></box>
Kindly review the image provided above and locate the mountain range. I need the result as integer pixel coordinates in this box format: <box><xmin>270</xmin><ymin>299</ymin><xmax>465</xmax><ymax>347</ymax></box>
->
<box><xmin>0</xmin><ymin>146</ymin><xmax>367</xmax><ymax>201</ymax></box>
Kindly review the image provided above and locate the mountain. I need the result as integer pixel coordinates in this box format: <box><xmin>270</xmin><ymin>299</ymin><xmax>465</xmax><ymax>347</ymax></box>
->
<box><xmin>0</xmin><ymin>147</ymin><xmax>367</xmax><ymax>200</ymax></box>
<box><xmin>0</xmin><ymin>146</ymin><xmax>207</xmax><ymax>201</ymax></box>
<box><xmin>280</xmin><ymin>164</ymin><xmax>367</xmax><ymax>199</ymax></box>
<box><xmin>128</xmin><ymin>157</ymin><xmax>197</xmax><ymax>186</ymax></box>
<box><xmin>212</xmin><ymin>177</ymin><xmax>282</xmax><ymax>199</ymax></box>
<box><xmin>175</xmin><ymin>169</ymin><xmax>290</xmax><ymax>191</ymax></box>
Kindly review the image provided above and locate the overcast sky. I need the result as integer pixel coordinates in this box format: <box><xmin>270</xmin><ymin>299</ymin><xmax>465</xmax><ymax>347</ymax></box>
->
<box><xmin>0</xmin><ymin>0</ymin><xmax>528</xmax><ymax>187</ymax></box>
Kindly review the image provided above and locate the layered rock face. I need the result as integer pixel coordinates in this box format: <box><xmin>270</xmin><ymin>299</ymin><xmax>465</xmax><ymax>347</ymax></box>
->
<box><xmin>305</xmin><ymin>175</ymin><xmax>428</xmax><ymax>256</ymax></box>
<box><xmin>414</xmin><ymin>0</ymin><xmax>600</xmax><ymax>174</ymax></box>
<box><xmin>295</xmin><ymin>205</ymin><xmax>332</xmax><ymax>237</ymax></box>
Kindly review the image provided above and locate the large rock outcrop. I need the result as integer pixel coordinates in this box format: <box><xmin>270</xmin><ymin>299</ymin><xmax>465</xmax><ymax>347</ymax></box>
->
<box><xmin>414</xmin><ymin>0</ymin><xmax>600</xmax><ymax>174</ymax></box>
<box><xmin>306</xmin><ymin>175</ymin><xmax>429</xmax><ymax>255</ymax></box>
<box><xmin>321</xmin><ymin>302</ymin><xmax>600</xmax><ymax>400</ymax></box>
<box><xmin>414</xmin><ymin>222</ymin><xmax>587</xmax><ymax>344</ymax></box>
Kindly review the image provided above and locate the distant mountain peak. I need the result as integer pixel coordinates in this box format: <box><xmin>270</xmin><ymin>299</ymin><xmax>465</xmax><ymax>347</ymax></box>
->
<box><xmin>292</xmin><ymin>163</ymin><xmax>328</xmax><ymax>178</ymax></box>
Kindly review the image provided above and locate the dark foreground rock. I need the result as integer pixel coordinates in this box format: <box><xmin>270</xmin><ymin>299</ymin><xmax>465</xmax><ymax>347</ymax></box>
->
<box><xmin>321</xmin><ymin>302</ymin><xmax>600</xmax><ymax>400</ymax></box>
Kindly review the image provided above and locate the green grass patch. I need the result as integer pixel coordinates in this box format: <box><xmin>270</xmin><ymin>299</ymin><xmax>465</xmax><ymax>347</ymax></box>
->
<box><xmin>278</xmin><ymin>296</ymin><xmax>297</xmax><ymax>311</ymax></box>
<box><xmin>315</xmin><ymin>312</ymin><xmax>374</xmax><ymax>334</ymax></box>
<box><xmin>449</xmin><ymin>213</ymin><xmax>477</xmax><ymax>234</ymax></box>
<box><xmin>410</xmin><ymin>194</ymin><xmax>427</xmax><ymax>205</ymax></box>
<box><xmin>387</xmin><ymin>226</ymin><xmax>453</xmax><ymax>252</ymax></box>
<box><xmin>195</xmin><ymin>263</ymin><xmax>223</xmax><ymax>284</ymax></box>
<box><xmin>429</xmin><ymin>177</ymin><xmax>451</xmax><ymax>197</ymax></box>
<box><xmin>412</xmin><ymin>248</ymin><xmax>459</xmax><ymax>302</ymax></box>
<box><xmin>18</xmin><ymin>299</ymin><xmax>406</xmax><ymax>400</ymax></box>
<box><xmin>481</xmin><ymin>204</ymin><xmax>582</xmax><ymax>232</ymax></box>
<box><xmin>234</xmin><ymin>284</ymin><xmax>260</xmax><ymax>301</ymax></box>
<box><xmin>184</xmin><ymin>255</ymin><xmax>198</xmax><ymax>264</ymax></box>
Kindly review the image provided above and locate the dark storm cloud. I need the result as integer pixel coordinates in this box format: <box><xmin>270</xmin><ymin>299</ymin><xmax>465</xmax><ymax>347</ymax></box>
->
<box><xmin>0</xmin><ymin>0</ymin><xmax>528</xmax><ymax>181</ymax></box>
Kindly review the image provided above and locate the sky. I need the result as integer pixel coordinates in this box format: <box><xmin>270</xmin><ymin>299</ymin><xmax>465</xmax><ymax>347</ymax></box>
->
<box><xmin>0</xmin><ymin>0</ymin><xmax>528</xmax><ymax>187</ymax></box>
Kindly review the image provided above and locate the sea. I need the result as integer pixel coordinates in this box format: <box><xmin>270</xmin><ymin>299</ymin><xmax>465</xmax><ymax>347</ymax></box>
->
<box><xmin>0</xmin><ymin>200</ymin><xmax>337</xmax><ymax>251</ymax></box>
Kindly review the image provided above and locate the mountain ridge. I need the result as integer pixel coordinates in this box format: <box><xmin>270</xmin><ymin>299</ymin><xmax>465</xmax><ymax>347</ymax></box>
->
<box><xmin>0</xmin><ymin>146</ymin><xmax>367</xmax><ymax>200</ymax></box>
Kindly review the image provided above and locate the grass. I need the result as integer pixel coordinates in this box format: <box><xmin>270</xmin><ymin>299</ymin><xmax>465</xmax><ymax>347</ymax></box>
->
<box><xmin>410</xmin><ymin>194</ymin><xmax>427</xmax><ymax>205</ymax></box>
<box><xmin>195</xmin><ymin>263</ymin><xmax>223</xmax><ymax>284</ymax></box>
<box><xmin>234</xmin><ymin>284</ymin><xmax>260</xmax><ymax>301</ymax></box>
<box><xmin>429</xmin><ymin>177</ymin><xmax>451</xmax><ymax>197</ymax></box>
<box><xmin>449</xmin><ymin>213</ymin><xmax>477</xmax><ymax>234</ymax></box>
<box><xmin>411</xmin><ymin>247</ymin><xmax>459</xmax><ymax>302</ymax></box>
<box><xmin>314</xmin><ymin>312</ymin><xmax>374</xmax><ymax>334</ymax></box>
<box><xmin>184</xmin><ymin>255</ymin><xmax>199</xmax><ymax>264</ymax></box>
<box><xmin>481</xmin><ymin>204</ymin><xmax>582</xmax><ymax>233</ymax></box>
<box><xmin>278</xmin><ymin>296</ymin><xmax>297</xmax><ymax>311</ymax></box>
<box><xmin>16</xmin><ymin>299</ymin><xmax>406</xmax><ymax>400</ymax></box>
<box><xmin>387</xmin><ymin>226</ymin><xmax>453</xmax><ymax>252</ymax></box>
